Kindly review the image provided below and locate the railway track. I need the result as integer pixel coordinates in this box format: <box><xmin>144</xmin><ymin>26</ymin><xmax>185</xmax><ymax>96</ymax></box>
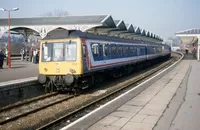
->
<box><xmin>0</xmin><ymin>92</ymin><xmax>75</xmax><ymax>125</ymax></box>
<box><xmin>37</xmin><ymin>53</ymin><xmax>181</xmax><ymax>130</ymax></box>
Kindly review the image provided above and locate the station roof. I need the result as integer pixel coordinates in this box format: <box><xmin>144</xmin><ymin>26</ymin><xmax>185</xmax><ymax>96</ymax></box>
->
<box><xmin>126</xmin><ymin>24</ymin><xmax>135</xmax><ymax>33</ymax></box>
<box><xmin>0</xmin><ymin>14</ymin><xmax>163</xmax><ymax>41</ymax></box>
<box><xmin>176</xmin><ymin>28</ymin><xmax>200</xmax><ymax>35</ymax></box>
<box><xmin>0</xmin><ymin>15</ymin><xmax>116</xmax><ymax>26</ymax></box>
<box><xmin>175</xmin><ymin>28</ymin><xmax>200</xmax><ymax>45</ymax></box>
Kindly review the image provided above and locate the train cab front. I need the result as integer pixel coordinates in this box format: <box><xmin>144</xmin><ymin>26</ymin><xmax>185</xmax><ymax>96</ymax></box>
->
<box><xmin>38</xmin><ymin>39</ymin><xmax>82</xmax><ymax>92</ymax></box>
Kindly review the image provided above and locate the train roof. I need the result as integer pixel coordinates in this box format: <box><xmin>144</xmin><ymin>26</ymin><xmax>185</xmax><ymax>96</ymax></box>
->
<box><xmin>43</xmin><ymin>29</ymin><xmax>166</xmax><ymax>46</ymax></box>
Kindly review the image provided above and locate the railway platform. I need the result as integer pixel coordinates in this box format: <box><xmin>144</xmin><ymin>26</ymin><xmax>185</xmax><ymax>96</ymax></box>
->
<box><xmin>0</xmin><ymin>60</ymin><xmax>38</xmax><ymax>82</ymax></box>
<box><xmin>62</xmin><ymin>53</ymin><xmax>199</xmax><ymax>130</ymax></box>
<box><xmin>86</xmin><ymin>54</ymin><xmax>198</xmax><ymax>130</ymax></box>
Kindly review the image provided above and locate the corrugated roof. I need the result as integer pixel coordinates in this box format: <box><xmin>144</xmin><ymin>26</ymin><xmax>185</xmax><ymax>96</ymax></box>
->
<box><xmin>126</xmin><ymin>24</ymin><xmax>135</xmax><ymax>33</ymax></box>
<box><xmin>141</xmin><ymin>29</ymin><xmax>146</xmax><ymax>36</ymax></box>
<box><xmin>150</xmin><ymin>32</ymin><xmax>154</xmax><ymax>38</ymax></box>
<box><xmin>135</xmin><ymin>27</ymin><xmax>141</xmax><ymax>35</ymax></box>
<box><xmin>146</xmin><ymin>31</ymin><xmax>150</xmax><ymax>37</ymax></box>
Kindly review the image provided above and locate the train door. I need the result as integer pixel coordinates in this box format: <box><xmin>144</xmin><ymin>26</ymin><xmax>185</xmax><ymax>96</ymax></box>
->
<box><xmin>137</xmin><ymin>45</ymin><xmax>140</xmax><ymax>57</ymax></box>
<box><xmin>146</xmin><ymin>45</ymin><xmax>149</xmax><ymax>60</ymax></box>
<box><xmin>145</xmin><ymin>45</ymin><xmax>148</xmax><ymax>60</ymax></box>
<box><xmin>103</xmin><ymin>43</ymin><xmax>109</xmax><ymax>63</ymax></box>
<box><xmin>133</xmin><ymin>45</ymin><xmax>138</xmax><ymax>61</ymax></box>
<box><xmin>82</xmin><ymin>39</ymin><xmax>90</xmax><ymax>72</ymax></box>
<box><xmin>162</xmin><ymin>46</ymin><xmax>165</xmax><ymax>56</ymax></box>
<box><xmin>98</xmin><ymin>44</ymin><xmax>103</xmax><ymax>61</ymax></box>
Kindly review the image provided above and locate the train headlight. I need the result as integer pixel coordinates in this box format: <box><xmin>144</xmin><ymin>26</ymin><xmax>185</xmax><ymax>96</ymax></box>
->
<box><xmin>64</xmin><ymin>74</ymin><xmax>74</xmax><ymax>86</ymax></box>
<box><xmin>38</xmin><ymin>74</ymin><xmax>47</xmax><ymax>84</ymax></box>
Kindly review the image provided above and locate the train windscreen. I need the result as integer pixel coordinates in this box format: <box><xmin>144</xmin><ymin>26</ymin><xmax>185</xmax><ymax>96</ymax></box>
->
<box><xmin>41</xmin><ymin>41</ymin><xmax>77</xmax><ymax>62</ymax></box>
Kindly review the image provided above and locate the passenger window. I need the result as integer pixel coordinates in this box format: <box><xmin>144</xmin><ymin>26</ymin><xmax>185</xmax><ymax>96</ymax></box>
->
<box><xmin>99</xmin><ymin>44</ymin><xmax>103</xmax><ymax>56</ymax></box>
<box><xmin>122</xmin><ymin>47</ymin><xmax>126</xmax><ymax>56</ymax></box>
<box><xmin>125</xmin><ymin>46</ymin><xmax>129</xmax><ymax>54</ymax></box>
<box><xmin>140</xmin><ymin>47</ymin><xmax>145</xmax><ymax>55</ymax></box>
<box><xmin>92</xmin><ymin>43</ymin><xmax>99</xmax><ymax>56</ymax></box>
<box><xmin>133</xmin><ymin>47</ymin><xmax>137</xmax><ymax>56</ymax></box>
<box><xmin>111</xmin><ymin>45</ymin><xmax>116</xmax><ymax>56</ymax></box>
<box><xmin>103</xmin><ymin>44</ymin><xmax>109</xmax><ymax>56</ymax></box>
<box><xmin>119</xmin><ymin>46</ymin><xmax>123</xmax><ymax>56</ymax></box>
<box><xmin>130</xmin><ymin>46</ymin><xmax>134</xmax><ymax>55</ymax></box>
<box><xmin>153</xmin><ymin>47</ymin><xmax>156</xmax><ymax>54</ymax></box>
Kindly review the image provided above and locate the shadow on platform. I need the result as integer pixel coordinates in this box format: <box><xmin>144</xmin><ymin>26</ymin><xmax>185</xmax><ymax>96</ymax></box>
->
<box><xmin>0</xmin><ymin>66</ymin><xmax>27</xmax><ymax>70</ymax></box>
<box><xmin>10</xmin><ymin>66</ymin><xmax>27</xmax><ymax>69</ymax></box>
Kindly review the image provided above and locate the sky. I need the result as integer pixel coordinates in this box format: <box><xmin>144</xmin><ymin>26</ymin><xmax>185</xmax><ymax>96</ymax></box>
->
<box><xmin>0</xmin><ymin>0</ymin><xmax>199</xmax><ymax>40</ymax></box>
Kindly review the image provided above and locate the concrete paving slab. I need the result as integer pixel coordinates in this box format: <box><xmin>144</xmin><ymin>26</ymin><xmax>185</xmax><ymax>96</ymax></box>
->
<box><xmin>152</xmin><ymin>80</ymin><xmax>170</xmax><ymax>86</ymax></box>
<box><xmin>130</xmin><ymin>114</ymin><xmax>148</xmax><ymax>123</ymax></box>
<box><xmin>97</xmin><ymin>115</ymin><xmax>119</xmax><ymax>125</ymax></box>
<box><xmin>110</xmin><ymin>111</ymin><xmax>136</xmax><ymax>118</ymax></box>
<box><xmin>142</xmin><ymin>115</ymin><xmax>160</xmax><ymax>124</ymax></box>
<box><xmin>111</xmin><ymin>117</ymin><xmax>130</xmax><ymax>127</ymax></box>
<box><xmin>156</xmin><ymin>92</ymin><xmax>175</xmax><ymax>97</ymax></box>
<box><xmin>170</xmin><ymin>79</ymin><xmax>183</xmax><ymax>83</ymax></box>
<box><xmin>140</xmin><ymin>87</ymin><xmax>162</xmax><ymax>95</ymax></box>
<box><xmin>149</xmin><ymin>84</ymin><xmax>165</xmax><ymax>89</ymax></box>
<box><xmin>117</xmin><ymin>105</ymin><xmax>142</xmax><ymax>113</ymax></box>
<box><xmin>126</xmin><ymin>100</ymin><xmax>147</xmax><ymax>107</ymax></box>
<box><xmin>144</xmin><ymin>103</ymin><xmax>167</xmax><ymax>111</ymax></box>
<box><xmin>121</xmin><ymin>122</ymin><xmax>154</xmax><ymax>130</ymax></box>
<box><xmin>132</xmin><ymin>94</ymin><xmax>154</xmax><ymax>102</ymax></box>
<box><xmin>138</xmin><ymin>108</ymin><xmax>164</xmax><ymax>116</ymax></box>
<box><xmin>149</xmin><ymin>97</ymin><xmax>171</xmax><ymax>105</ymax></box>
<box><xmin>154</xmin><ymin>102</ymin><xmax>182</xmax><ymax>130</ymax></box>
<box><xmin>164</xmin><ymin>82</ymin><xmax>182</xmax><ymax>87</ymax></box>
<box><xmin>158</xmin><ymin>87</ymin><xmax>178</xmax><ymax>94</ymax></box>
<box><xmin>88</xmin><ymin>124</ymin><xmax>121</xmax><ymax>130</ymax></box>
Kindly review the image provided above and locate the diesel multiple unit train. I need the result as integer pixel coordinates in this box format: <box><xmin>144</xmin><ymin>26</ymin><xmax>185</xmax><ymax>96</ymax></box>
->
<box><xmin>37</xmin><ymin>29</ymin><xmax>171</xmax><ymax>92</ymax></box>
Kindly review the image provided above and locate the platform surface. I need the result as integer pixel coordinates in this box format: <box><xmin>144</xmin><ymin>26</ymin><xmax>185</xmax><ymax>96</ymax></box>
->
<box><xmin>155</xmin><ymin>54</ymin><xmax>200</xmax><ymax>130</ymax></box>
<box><xmin>87</xmin><ymin>54</ymin><xmax>198</xmax><ymax>130</ymax></box>
<box><xmin>0</xmin><ymin>60</ymin><xmax>38</xmax><ymax>82</ymax></box>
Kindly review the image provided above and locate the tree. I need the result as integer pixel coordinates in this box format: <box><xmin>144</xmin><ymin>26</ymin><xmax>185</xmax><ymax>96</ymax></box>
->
<box><xmin>42</xmin><ymin>9</ymin><xmax>69</xmax><ymax>17</ymax></box>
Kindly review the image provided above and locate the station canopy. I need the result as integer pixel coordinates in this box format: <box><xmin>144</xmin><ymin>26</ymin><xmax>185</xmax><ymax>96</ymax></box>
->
<box><xmin>175</xmin><ymin>28</ymin><xmax>200</xmax><ymax>45</ymax></box>
<box><xmin>176</xmin><ymin>28</ymin><xmax>200</xmax><ymax>35</ymax></box>
<box><xmin>0</xmin><ymin>14</ymin><xmax>163</xmax><ymax>42</ymax></box>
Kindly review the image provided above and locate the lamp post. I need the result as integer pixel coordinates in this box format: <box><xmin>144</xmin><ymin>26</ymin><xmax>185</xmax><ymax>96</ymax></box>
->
<box><xmin>0</xmin><ymin>7</ymin><xmax>19</xmax><ymax>69</ymax></box>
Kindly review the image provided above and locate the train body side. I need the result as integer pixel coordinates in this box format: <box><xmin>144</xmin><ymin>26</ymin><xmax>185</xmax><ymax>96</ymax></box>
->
<box><xmin>39</xmin><ymin>38</ymin><xmax>171</xmax><ymax>75</ymax></box>
<box><xmin>37</xmin><ymin>30</ymin><xmax>171</xmax><ymax>91</ymax></box>
<box><xmin>82</xmin><ymin>39</ymin><xmax>147</xmax><ymax>74</ymax></box>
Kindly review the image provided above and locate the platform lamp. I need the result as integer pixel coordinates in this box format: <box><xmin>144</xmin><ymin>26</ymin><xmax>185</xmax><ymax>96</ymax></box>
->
<box><xmin>0</xmin><ymin>7</ymin><xmax>19</xmax><ymax>69</ymax></box>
